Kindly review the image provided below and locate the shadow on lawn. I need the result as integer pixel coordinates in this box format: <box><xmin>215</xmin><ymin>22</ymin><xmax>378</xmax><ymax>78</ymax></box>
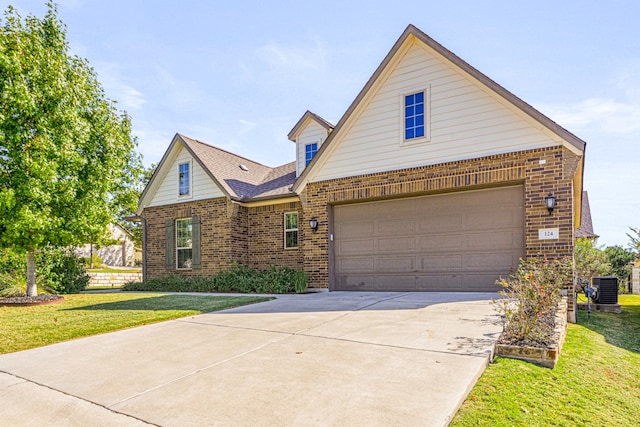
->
<box><xmin>64</xmin><ymin>295</ymin><xmax>269</xmax><ymax>312</ymax></box>
<box><xmin>575</xmin><ymin>298</ymin><xmax>640</xmax><ymax>354</ymax></box>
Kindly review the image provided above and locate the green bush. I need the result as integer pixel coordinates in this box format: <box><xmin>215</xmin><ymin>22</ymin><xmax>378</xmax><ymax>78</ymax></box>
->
<box><xmin>0</xmin><ymin>247</ymin><xmax>89</xmax><ymax>295</ymax></box>
<box><xmin>494</xmin><ymin>257</ymin><xmax>573</xmax><ymax>347</ymax></box>
<box><xmin>37</xmin><ymin>248</ymin><xmax>90</xmax><ymax>294</ymax></box>
<box><xmin>0</xmin><ymin>272</ymin><xmax>26</xmax><ymax>297</ymax></box>
<box><xmin>123</xmin><ymin>264</ymin><xmax>308</xmax><ymax>294</ymax></box>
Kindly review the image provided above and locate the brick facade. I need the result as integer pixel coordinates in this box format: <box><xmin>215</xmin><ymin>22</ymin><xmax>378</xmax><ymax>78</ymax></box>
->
<box><xmin>143</xmin><ymin>198</ymin><xmax>303</xmax><ymax>278</ymax></box>
<box><xmin>301</xmin><ymin>146</ymin><xmax>581</xmax><ymax>296</ymax></box>
<box><xmin>143</xmin><ymin>146</ymin><xmax>581</xmax><ymax>316</ymax></box>
<box><xmin>247</xmin><ymin>201</ymin><xmax>304</xmax><ymax>271</ymax></box>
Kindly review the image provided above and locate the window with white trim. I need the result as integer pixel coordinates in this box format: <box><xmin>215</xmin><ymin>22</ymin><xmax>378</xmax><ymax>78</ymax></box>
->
<box><xmin>284</xmin><ymin>212</ymin><xmax>298</xmax><ymax>249</ymax></box>
<box><xmin>176</xmin><ymin>218</ymin><xmax>193</xmax><ymax>269</ymax></box>
<box><xmin>305</xmin><ymin>143</ymin><xmax>318</xmax><ymax>166</ymax></box>
<box><xmin>404</xmin><ymin>91</ymin><xmax>425</xmax><ymax>140</ymax></box>
<box><xmin>178</xmin><ymin>162</ymin><xmax>190</xmax><ymax>196</ymax></box>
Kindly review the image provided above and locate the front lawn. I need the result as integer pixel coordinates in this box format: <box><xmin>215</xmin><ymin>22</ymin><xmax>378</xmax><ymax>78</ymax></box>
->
<box><xmin>0</xmin><ymin>293</ymin><xmax>271</xmax><ymax>354</ymax></box>
<box><xmin>451</xmin><ymin>294</ymin><xmax>640</xmax><ymax>426</ymax></box>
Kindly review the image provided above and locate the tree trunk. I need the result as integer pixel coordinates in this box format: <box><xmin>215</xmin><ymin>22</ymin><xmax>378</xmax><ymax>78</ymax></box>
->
<box><xmin>26</xmin><ymin>250</ymin><xmax>37</xmax><ymax>297</ymax></box>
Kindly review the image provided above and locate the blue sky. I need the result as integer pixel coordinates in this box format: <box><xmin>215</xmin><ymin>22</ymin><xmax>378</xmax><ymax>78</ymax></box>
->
<box><xmin>6</xmin><ymin>0</ymin><xmax>640</xmax><ymax>247</ymax></box>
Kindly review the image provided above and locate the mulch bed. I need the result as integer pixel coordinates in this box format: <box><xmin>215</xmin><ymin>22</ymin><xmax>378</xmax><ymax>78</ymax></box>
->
<box><xmin>0</xmin><ymin>294</ymin><xmax>64</xmax><ymax>307</ymax></box>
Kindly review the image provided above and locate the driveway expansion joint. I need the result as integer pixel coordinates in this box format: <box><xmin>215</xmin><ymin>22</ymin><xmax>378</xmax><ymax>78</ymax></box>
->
<box><xmin>0</xmin><ymin>369</ymin><xmax>159</xmax><ymax>426</ymax></box>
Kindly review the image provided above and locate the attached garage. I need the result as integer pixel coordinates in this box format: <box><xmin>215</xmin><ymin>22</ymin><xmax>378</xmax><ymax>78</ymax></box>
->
<box><xmin>332</xmin><ymin>186</ymin><xmax>525</xmax><ymax>291</ymax></box>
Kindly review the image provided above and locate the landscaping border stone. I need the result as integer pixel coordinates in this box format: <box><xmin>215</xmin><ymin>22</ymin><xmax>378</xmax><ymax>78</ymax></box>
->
<box><xmin>494</xmin><ymin>297</ymin><xmax>568</xmax><ymax>368</ymax></box>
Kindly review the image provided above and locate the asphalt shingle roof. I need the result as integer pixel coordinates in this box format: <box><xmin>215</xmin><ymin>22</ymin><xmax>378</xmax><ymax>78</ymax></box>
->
<box><xmin>179</xmin><ymin>134</ymin><xmax>296</xmax><ymax>201</ymax></box>
<box><xmin>576</xmin><ymin>191</ymin><xmax>598</xmax><ymax>239</ymax></box>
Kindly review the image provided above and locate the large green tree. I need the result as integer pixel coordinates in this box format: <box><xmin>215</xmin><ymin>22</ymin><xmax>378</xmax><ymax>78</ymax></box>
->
<box><xmin>0</xmin><ymin>3</ymin><xmax>142</xmax><ymax>296</ymax></box>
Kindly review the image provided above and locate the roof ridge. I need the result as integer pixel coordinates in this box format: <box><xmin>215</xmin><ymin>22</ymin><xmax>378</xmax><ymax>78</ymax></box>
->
<box><xmin>178</xmin><ymin>133</ymin><xmax>272</xmax><ymax>170</ymax></box>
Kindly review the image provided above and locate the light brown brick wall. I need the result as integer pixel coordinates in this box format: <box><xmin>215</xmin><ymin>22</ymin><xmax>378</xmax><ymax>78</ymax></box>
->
<box><xmin>302</xmin><ymin>146</ymin><xmax>581</xmax><ymax>294</ymax></box>
<box><xmin>142</xmin><ymin>199</ymin><xmax>303</xmax><ymax>278</ymax></box>
<box><xmin>247</xmin><ymin>201</ymin><xmax>304</xmax><ymax>270</ymax></box>
<box><xmin>143</xmin><ymin>198</ymin><xmax>247</xmax><ymax>278</ymax></box>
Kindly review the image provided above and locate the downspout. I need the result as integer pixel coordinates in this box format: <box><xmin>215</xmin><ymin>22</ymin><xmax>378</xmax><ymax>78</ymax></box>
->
<box><xmin>124</xmin><ymin>214</ymin><xmax>146</xmax><ymax>282</ymax></box>
<box><xmin>141</xmin><ymin>216</ymin><xmax>147</xmax><ymax>282</ymax></box>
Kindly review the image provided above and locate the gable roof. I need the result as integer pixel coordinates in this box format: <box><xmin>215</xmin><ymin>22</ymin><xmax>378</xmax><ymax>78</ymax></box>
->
<box><xmin>293</xmin><ymin>24</ymin><xmax>587</xmax><ymax>192</ymax></box>
<box><xmin>576</xmin><ymin>191</ymin><xmax>598</xmax><ymax>239</ymax></box>
<box><xmin>137</xmin><ymin>134</ymin><xmax>296</xmax><ymax>213</ymax></box>
<box><xmin>287</xmin><ymin>110</ymin><xmax>334</xmax><ymax>142</ymax></box>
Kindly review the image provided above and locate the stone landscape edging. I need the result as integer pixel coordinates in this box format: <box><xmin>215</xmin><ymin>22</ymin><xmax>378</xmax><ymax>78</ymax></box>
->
<box><xmin>494</xmin><ymin>297</ymin><xmax>568</xmax><ymax>368</ymax></box>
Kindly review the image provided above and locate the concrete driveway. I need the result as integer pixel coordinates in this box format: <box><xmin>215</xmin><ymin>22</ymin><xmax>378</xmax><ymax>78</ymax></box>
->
<box><xmin>0</xmin><ymin>291</ymin><xmax>501</xmax><ymax>426</ymax></box>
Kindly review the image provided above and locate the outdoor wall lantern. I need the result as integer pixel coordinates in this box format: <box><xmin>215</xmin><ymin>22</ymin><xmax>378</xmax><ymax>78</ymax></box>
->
<box><xmin>309</xmin><ymin>217</ymin><xmax>319</xmax><ymax>232</ymax></box>
<box><xmin>545</xmin><ymin>193</ymin><xmax>556</xmax><ymax>215</ymax></box>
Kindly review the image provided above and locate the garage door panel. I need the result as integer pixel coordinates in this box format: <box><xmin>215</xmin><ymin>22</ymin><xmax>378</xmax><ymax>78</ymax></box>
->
<box><xmin>419</xmin><ymin>254</ymin><xmax>463</xmax><ymax>271</ymax></box>
<box><xmin>378</xmin><ymin>256</ymin><xmax>415</xmax><ymax>272</ymax></box>
<box><xmin>419</xmin><ymin>233</ymin><xmax>463</xmax><ymax>251</ymax></box>
<box><xmin>374</xmin><ymin>199</ymin><xmax>412</xmax><ymax>218</ymax></box>
<box><xmin>465</xmin><ymin>252</ymin><xmax>518</xmax><ymax>270</ymax></box>
<box><xmin>337</xmin><ymin>238</ymin><xmax>375</xmax><ymax>255</ymax></box>
<box><xmin>417</xmin><ymin>194</ymin><xmax>462</xmax><ymax>213</ymax></box>
<box><xmin>376</xmin><ymin>275</ymin><xmax>417</xmax><ymax>290</ymax></box>
<box><xmin>337</xmin><ymin>221</ymin><xmax>374</xmax><ymax>238</ymax></box>
<box><xmin>462</xmin><ymin>274</ymin><xmax>503</xmax><ymax>291</ymax></box>
<box><xmin>338</xmin><ymin>257</ymin><xmax>375</xmax><ymax>273</ymax></box>
<box><xmin>333</xmin><ymin>186</ymin><xmax>524</xmax><ymax>292</ymax></box>
<box><xmin>464</xmin><ymin>209</ymin><xmax>515</xmax><ymax>228</ymax></box>
<box><xmin>377</xmin><ymin>218</ymin><xmax>415</xmax><ymax>235</ymax></box>
<box><xmin>416</xmin><ymin>275</ymin><xmax>464</xmax><ymax>291</ymax></box>
<box><xmin>378</xmin><ymin>236</ymin><xmax>417</xmax><ymax>253</ymax></box>
<box><xmin>417</xmin><ymin>214</ymin><xmax>463</xmax><ymax>232</ymax></box>
<box><xmin>466</xmin><ymin>230</ymin><xmax>519</xmax><ymax>250</ymax></box>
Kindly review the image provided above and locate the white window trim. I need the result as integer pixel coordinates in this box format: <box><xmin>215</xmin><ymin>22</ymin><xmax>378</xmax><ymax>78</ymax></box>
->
<box><xmin>177</xmin><ymin>160</ymin><xmax>193</xmax><ymax>199</ymax></box>
<box><xmin>400</xmin><ymin>85</ymin><xmax>431</xmax><ymax>146</ymax></box>
<box><xmin>284</xmin><ymin>212</ymin><xmax>299</xmax><ymax>250</ymax></box>
<box><xmin>176</xmin><ymin>217</ymin><xmax>193</xmax><ymax>270</ymax></box>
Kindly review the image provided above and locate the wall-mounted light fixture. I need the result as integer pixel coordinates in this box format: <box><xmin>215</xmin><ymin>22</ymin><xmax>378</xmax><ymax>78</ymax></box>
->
<box><xmin>309</xmin><ymin>217</ymin><xmax>319</xmax><ymax>232</ymax></box>
<box><xmin>544</xmin><ymin>193</ymin><xmax>556</xmax><ymax>215</ymax></box>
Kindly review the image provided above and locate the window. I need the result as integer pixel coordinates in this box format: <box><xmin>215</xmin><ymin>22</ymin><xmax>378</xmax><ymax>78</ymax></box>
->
<box><xmin>404</xmin><ymin>91</ymin><xmax>425</xmax><ymax>140</ymax></box>
<box><xmin>178</xmin><ymin>162</ymin><xmax>190</xmax><ymax>196</ymax></box>
<box><xmin>176</xmin><ymin>218</ymin><xmax>193</xmax><ymax>269</ymax></box>
<box><xmin>305</xmin><ymin>143</ymin><xmax>318</xmax><ymax>166</ymax></box>
<box><xmin>284</xmin><ymin>212</ymin><xmax>298</xmax><ymax>249</ymax></box>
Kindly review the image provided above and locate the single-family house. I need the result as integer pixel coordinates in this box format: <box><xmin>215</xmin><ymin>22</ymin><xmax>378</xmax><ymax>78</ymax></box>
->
<box><xmin>75</xmin><ymin>223</ymin><xmax>137</xmax><ymax>267</ymax></box>
<box><xmin>136</xmin><ymin>25</ymin><xmax>585</xmax><ymax>315</ymax></box>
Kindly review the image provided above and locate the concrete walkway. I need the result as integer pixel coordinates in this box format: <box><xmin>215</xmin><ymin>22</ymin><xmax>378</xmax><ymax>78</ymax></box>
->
<box><xmin>0</xmin><ymin>291</ymin><xmax>501</xmax><ymax>426</ymax></box>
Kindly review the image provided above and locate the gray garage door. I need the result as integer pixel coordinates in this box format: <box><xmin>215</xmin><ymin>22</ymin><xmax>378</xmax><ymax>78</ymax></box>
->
<box><xmin>332</xmin><ymin>186</ymin><xmax>524</xmax><ymax>291</ymax></box>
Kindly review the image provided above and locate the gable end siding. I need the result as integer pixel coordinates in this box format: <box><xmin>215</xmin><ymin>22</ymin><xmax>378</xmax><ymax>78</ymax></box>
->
<box><xmin>149</xmin><ymin>146</ymin><xmax>225</xmax><ymax>208</ymax></box>
<box><xmin>311</xmin><ymin>41</ymin><xmax>563</xmax><ymax>183</ymax></box>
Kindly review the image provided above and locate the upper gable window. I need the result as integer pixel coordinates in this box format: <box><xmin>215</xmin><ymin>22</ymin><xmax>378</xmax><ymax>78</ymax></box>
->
<box><xmin>305</xmin><ymin>143</ymin><xmax>318</xmax><ymax>166</ymax></box>
<box><xmin>178</xmin><ymin>162</ymin><xmax>191</xmax><ymax>196</ymax></box>
<box><xmin>404</xmin><ymin>91</ymin><xmax>425</xmax><ymax>140</ymax></box>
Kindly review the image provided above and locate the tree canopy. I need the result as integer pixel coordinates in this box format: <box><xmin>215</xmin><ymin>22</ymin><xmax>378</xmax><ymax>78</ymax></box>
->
<box><xmin>0</xmin><ymin>3</ymin><xmax>143</xmax><ymax>295</ymax></box>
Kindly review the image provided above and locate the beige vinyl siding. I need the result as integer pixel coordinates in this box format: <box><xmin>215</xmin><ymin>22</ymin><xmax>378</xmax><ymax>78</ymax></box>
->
<box><xmin>148</xmin><ymin>146</ymin><xmax>224</xmax><ymax>207</ymax></box>
<box><xmin>296</xmin><ymin>120</ymin><xmax>329</xmax><ymax>177</ymax></box>
<box><xmin>312</xmin><ymin>41</ymin><xmax>561</xmax><ymax>182</ymax></box>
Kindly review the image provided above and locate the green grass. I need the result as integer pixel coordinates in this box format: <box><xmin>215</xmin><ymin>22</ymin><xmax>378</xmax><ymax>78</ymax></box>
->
<box><xmin>451</xmin><ymin>294</ymin><xmax>640</xmax><ymax>426</ymax></box>
<box><xmin>0</xmin><ymin>293</ymin><xmax>271</xmax><ymax>354</ymax></box>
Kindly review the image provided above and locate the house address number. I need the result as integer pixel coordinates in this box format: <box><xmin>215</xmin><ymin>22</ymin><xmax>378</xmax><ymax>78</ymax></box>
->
<box><xmin>538</xmin><ymin>228</ymin><xmax>559</xmax><ymax>240</ymax></box>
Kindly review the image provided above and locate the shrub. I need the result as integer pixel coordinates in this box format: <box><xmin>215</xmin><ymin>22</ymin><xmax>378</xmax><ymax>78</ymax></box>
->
<box><xmin>38</xmin><ymin>248</ymin><xmax>90</xmax><ymax>294</ymax></box>
<box><xmin>123</xmin><ymin>264</ymin><xmax>308</xmax><ymax>294</ymax></box>
<box><xmin>0</xmin><ymin>272</ymin><xmax>27</xmax><ymax>297</ymax></box>
<box><xmin>494</xmin><ymin>257</ymin><xmax>573</xmax><ymax>347</ymax></box>
<box><xmin>0</xmin><ymin>247</ymin><xmax>89</xmax><ymax>295</ymax></box>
